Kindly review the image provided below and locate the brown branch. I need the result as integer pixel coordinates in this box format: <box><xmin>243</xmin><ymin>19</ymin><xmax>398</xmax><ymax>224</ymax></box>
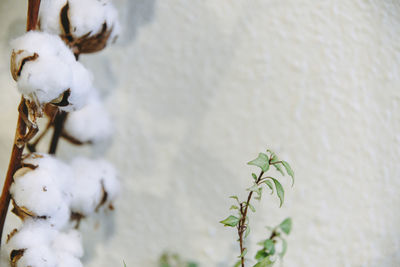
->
<box><xmin>48</xmin><ymin>111</ymin><xmax>67</xmax><ymax>154</ymax></box>
<box><xmin>237</xmin><ymin>170</ymin><xmax>264</xmax><ymax>267</ymax></box>
<box><xmin>0</xmin><ymin>0</ymin><xmax>41</xmax><ymax>247</ymax></box>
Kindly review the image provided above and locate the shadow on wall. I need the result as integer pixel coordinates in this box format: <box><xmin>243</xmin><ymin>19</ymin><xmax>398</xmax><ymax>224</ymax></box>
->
<box><xmin>116</xmin><ymin>0</ymin><xmax>156</xmax><ymax>45</ymax></box>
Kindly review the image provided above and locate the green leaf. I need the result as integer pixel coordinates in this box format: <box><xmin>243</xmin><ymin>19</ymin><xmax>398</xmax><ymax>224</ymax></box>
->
<box><xmin>279</xmin><ymin>238</ymin><xmax>288</xmax><ymax>258</ymax></box>
<box><xmin>248</xmin><ymin>203</ymin><xmax>256</xmax><ymax>212</ymax></box>
<box><xmin>253</xmin><ymin>255</ymin><xmax>274</xmax><ymax>267</ymax></box>
<box><xmin>252</xmin><ymin>173</ymin><xmax>258</xmax><ymax>180</ymax></box>
<box><xmin>282</xmin><ymin>161</ymin><xmax>294</xmax><ymax>186</ymax></box>
<box><xmin>245</xmin><ymin>226</ymin><xmax>251</xmax><ymax>238</ymax></box>
<box><xmin>187</xmin><ymin>263</ymin><xmax>198</xmax><ymax>267</ymax></box>
<box><xmin>234</xmin><ymin>260</ymin><xmax>241</xmax><ymax>267</ymax></box>
<box><xmin>248</xmin><ymin>153</ymin><xmax>270</xmax><ymax>172</ymax></box>
<box><xmin>263</xmin><ymin>239</ymin><xmax>274</xmax><ymax>253</ymax></box>
<box><xmin>271</xmin><ymin>178</ymin><xmax>284</xmax><ymax>207</ymax></box>
<box><xmin>279</xmin><ymin>218</ymin><xmax>292</xmax><ymax>234</ymax></box>
<box><xmin>230</xmin><ymin>205</ymin><xmax>239</xmax><ymax>210</ymax></box>
<box><xmin>239</xmin><ymin>248</ymin><xmax>248</xmax><ymax>258</ymax></box>
<box><xmin>254</xmin><ymin>249</ymin><xmax>268</xmax><ymax>262</ymax></box>
<box><xmin>220</xmin><ymin>215</ymin><xmax>240</xmax><ymax>227</ymax></box>
<box><xmin>273</xmin><ymin>163</ymin><xmax>285</xmax><ymax>176</ymax></box>
<box><xmin>268</xmin><ymin>149</ymin><xmax>280</xmax><ymax>165</ymax></box>
<box><xmin>263</xmin><ymin>180</ymin><xmax>274</xmax><ymax>194</ymax></box>
<box><xmin>247</xmin><ymin>185</ymin><xmax>262</xmax><ymax>200</ymax></box>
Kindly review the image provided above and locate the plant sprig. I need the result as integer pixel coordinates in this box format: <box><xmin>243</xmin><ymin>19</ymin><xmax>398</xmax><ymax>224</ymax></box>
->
<box><xmin>220</xmin><ymin>149</ymin><xmax>294</xmax><ymax>267</ymax></box>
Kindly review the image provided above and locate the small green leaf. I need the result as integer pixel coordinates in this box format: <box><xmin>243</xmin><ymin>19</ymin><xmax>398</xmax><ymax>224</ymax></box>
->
<box><xmin>279</xmin><ymin>218</ymin><xmax>292</xmax><ymax>234</ymax></box>
<box><xmin>230</xmin><ymin>196</ymin><xmax>240</xmax><ymax>204</ymax></box>
<box><xmin>271</xmin><ymin>178</ymin><xmax>284</xmax><ymax>207</ymax></box>
<box><xmin>247</xmin><ymin>185</ymin><xmax>262</xmax><ymax>200</ymax></box>
<box><xmin>220</xmin><ymin>215</ymin><xmax>240</xmax><ymax>227</ymax></box>
<box><xmin>273</xmin><ymin>163</ymin><xmax>285</xmax><ymax>176</ymax></box>
<box><xmin>263</xmin><ymin>180</ymin><xmax>274</xmax><ymax>194</ymax></box>
<box><xmin>239</xmin><ymin>248</ymin><xmax>248</xmax><ymax>258</ymax></box>
<box><xmin>253</xmin><ymin>255</ymin><xmax>274</xmax><ymax>267</ymax></box>
<box><xmin>263</xmin><ymin>239</ymin><xmax>275</xmax><ymax>254</ymax></box>
<box><xmin>248</xmin><ymin>203</ymin><xmax>256</xmax><ymax>212</ymax></box>
<box><xmin>234</xmin><ymin>260</ymin><xmax>241</xmax><ymax>267</ymax></box>
<box><xmin>282</xmin><ymin>161</ymin><xmax>294</xmax><ymax>186</ymax></box>
<box><xmin>252</xmin><ymin>173</ymin><xmax>258</xmax><ymax>180</ymax></box>
<box><xmin>230</xmin><ymin>205</ymin><xmax>239</xmax><ymax>210</ymax></box>
<box><xmin>279</xmin><ymin>238</ymin><xmax>288</xmax><ymax>258</ymax></box>
<box><xmin>248</xmin><ymin>153</ymin><xmax>270</xmax><ymax>172</ymax></box>
<box><xmin>255</xmin><ymin>249</ymin><xmax>268</xmax><ymax>262</ymax></box>
<box><xmin>245</xmin><ymin>226</ymin><xmax>251</xmax><ymax>238</ymax></box>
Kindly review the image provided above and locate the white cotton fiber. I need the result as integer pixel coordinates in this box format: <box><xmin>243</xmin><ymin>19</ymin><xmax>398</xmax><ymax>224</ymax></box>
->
<box><xmin>38</xmin><ymin>0</ymin><xmax>68</xmax><ymax>35</ymax></box>
<box><xmin>61</xmin><ymin>62</ymin><xmax>94</xmax><ymax>112</ymax></box>
<box><xmin>55</xmin><ymin>253</ymin><xmax>83</xmax><ymax>267</ymax></box>
<box><xmin>64</xmin><ymin>92</ymin><xmax>113</xmax><ymax>143</ymax></box>
<box><xmin>39</xmin><ymin>0</ymin><xmax>120</xmax><ymax>42</ymax></box>
<box><xmin>70</xmin><ymin>157</ymin><xmax>119</xmax><ymax>215</ymax></box>
<box><xmin>16</xmin><ymin>246</ymin><xmax>57</xmax><ymax>267</ymax></box>
<box><xmin>10</xmin><ymin>31</ymin><xmax>93</xmax><ymax>110</ymax></box>
<box><xmin>22</xmin><ymin>154</ymin><xmax>74</xmax><ymax>201</ymax></box>
<box><xmin>52</xmin><ymin>230</ymin><xmax>83</xmax><ymax>258</ymax></box>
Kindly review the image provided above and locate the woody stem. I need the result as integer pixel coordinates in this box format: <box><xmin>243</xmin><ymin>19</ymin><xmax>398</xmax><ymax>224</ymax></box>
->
<box><xmin>0</xmin><ymin>0</ymin><xmax>41</xmax><ymax>247</ymax></box>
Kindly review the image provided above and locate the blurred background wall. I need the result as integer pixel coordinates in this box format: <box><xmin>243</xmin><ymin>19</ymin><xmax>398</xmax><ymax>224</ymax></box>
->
<box><xmin>1</xmin><ymin>0</ymin><xmax>400</xmax><ymax>266</ymax></box>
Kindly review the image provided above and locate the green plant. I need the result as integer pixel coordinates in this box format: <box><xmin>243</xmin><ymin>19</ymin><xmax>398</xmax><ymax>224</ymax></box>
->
<box><xmin>158</xmin><ymin>252</ymin><xmax>198</xmax><ymax>267</ymax></box>
<box><xmin>220</xmin><ymin>149</ymin><xmax>294</xmax><ymax>267</ymax></box>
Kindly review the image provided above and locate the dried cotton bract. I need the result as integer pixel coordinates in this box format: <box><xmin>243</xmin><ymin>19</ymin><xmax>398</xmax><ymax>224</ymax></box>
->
<box><xmin>10</xmin><ymin>31</ymin><xmax>93</xmax><ymax>112</ymax></box>
<box><xmin>39</xmin><ymin>0</ymin><xmax>120</xmax><ymax>54</ymax></box>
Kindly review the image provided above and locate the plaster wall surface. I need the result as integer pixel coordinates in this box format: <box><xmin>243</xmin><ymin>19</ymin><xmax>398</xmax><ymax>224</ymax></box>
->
<box><xmin>0</xmin><ymin>1</ymin><xmax>400</xmax><ymax>266</ymax></box>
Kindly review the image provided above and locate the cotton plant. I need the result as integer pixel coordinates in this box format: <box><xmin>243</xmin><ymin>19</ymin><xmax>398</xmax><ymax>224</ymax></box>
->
<box><xmin>220</xmin><ymin>150</ymin><xmax>294</xmax><ymax>267</ymax></box>
<box><xmin>0</xmin><ymin>0</ymin><xmax>121</xmax><ymax>266</ymax></box>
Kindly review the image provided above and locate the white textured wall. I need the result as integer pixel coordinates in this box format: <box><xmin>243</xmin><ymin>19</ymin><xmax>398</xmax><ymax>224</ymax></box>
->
<box><xmin>1</xmin><ymin>0</ymin><xmax>400</xmax><ymax>266</ymax></box>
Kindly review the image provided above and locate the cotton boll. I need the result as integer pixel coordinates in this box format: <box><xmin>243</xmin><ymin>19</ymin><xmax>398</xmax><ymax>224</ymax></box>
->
<box><xmin>17</xmin><ymin>56</ymin><xmax>72</xmax><ymax>104</ymax></box>
<box><xmin>52</xmin><ymin>230</ymin><xmax>83</xmax><ymax>258</ymax></box>
<box><xmin>10</xmin><ymin>31</ymin><xmax>92</xmax><ymax>111</ymax></box>
<box><xmin>3</xmin><ymin>220</ymin><xmax>57</xmax><ymax>261</ymax></box>
<box><xmin>10</xmin><ymin>167</ymin><xmax>71</xmax><ymax>229</ymax></box>
<box><xmin>39</xmin><ymin>0</ymin><xmax>120</xmax><ymax>53</ymax></box>
<box><xmin>64</xmin><ymin>93</ymin><xmax>113</xmax><ymax>143</ymax></box>
<box><xmin>70</xmin><ymin>157</ymin><xmax>119</xmax><ymax>215</ymax></box>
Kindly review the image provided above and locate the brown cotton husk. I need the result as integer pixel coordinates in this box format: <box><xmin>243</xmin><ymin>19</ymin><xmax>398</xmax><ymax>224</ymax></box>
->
<box><xmin>10</xmin><ymin>248</ymin><xmax>25</xmax><ymax>267</ymax></box>
<box><xmin>11</xmin><ymin>199</ymin><xmax>36</xmax><ymax>221</ymax></box>
<box><xmin>6</xmin><ymin>228</ymin><xmax>18</xmax><ymax>243</ymax></box>
<box><xmin>10</xmin><ymin>50</ymin><xmax>39</xmax><ymax>81</ymax></box>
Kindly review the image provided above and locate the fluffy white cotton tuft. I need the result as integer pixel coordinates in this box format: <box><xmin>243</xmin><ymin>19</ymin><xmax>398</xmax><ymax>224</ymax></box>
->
<box><xmin>56</xmin><ymin>253</ymin><xmax>83</xmax><ymax>267</ymax></box>
<box><xmin>70</xmin><ymin>157</ymin><xmax>120</xmax><ymax>216</ymax></box>
<box><xmin>10</xmin><ymin>31</ymin><xmax>93</xmax><ymax>111</ymax></box>
<box><xmin>39</xmin><ymin>0</ymin><xmax>120</xmax><ymax>43</ymax></box>
<box><xmin>52</xmin><ymin>230</ymin><xmax>83</xmax><ymax>258</ymax></box>
<box><xmin>17</xmin><ymin>246</ymin><xmax>58</xmax><ymax>267</ymax></box>
<box><xmin>64</xmin><ymin>92</ymin><xmax>113</xmax><ymax>143</ymax></box>
<box><xmin>10</xmin><ymin>154</ymin><xmax>74</xmax><ymax>229</ymax></box>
